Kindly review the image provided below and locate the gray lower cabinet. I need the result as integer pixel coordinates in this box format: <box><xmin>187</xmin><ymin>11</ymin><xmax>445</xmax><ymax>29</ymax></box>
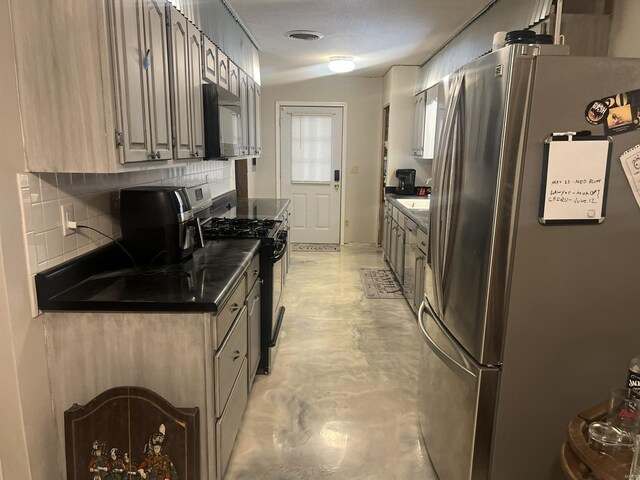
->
<box><xmin>414</xmin><ymin>235</ymin><xmax>427</xmax><ymax>311</ymax></box>
<box><xmin>394</xmin><ymin>223</ymin><xmax>405</xmax><ymax>284</ymax></box>
<box><xmin>403</xmin><ymin>220</ymin><xmax>417</xmax><ymax>310</ymax></box>
<box><xmin>217</xmin><ymin>360</ymin><xmax>248</xmax><ymax>477</ymax></box>
<box><xmin>215</xmin><ymin>307</ymin><xmax>248</xmax><ymax>417</ymax></box>
<box><xmin>44</xmin><ymin>260</ymin><xmax>260</xmax><ymax>480</ymax></box>
<box><xmin>247</xmin><ymin>278</ymin><xmax>261</xmax><ymax>390</ymax></box>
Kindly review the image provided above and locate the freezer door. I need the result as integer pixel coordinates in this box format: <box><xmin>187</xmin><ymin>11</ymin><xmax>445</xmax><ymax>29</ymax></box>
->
<box><xmin>428</xmin><ymin>47</ymin><xmax>534</xmax><ymax>365</ymax></box>
<box><xmin>417</xmin><ymin>301</ymin><xmax>499</xmax><ymax>480</ymax></box>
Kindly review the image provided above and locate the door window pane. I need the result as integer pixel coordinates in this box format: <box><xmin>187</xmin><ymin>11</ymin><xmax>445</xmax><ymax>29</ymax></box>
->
<box><xmin>291</xmin><ymin>115</ymin><xmax>332</xmax><ymax>182</ymax></box>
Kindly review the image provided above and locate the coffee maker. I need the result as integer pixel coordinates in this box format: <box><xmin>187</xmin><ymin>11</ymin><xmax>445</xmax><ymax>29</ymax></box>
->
<box><xmin>120</xmin><ymin>186</ymin><xmax>196</xmax><ymax>265</ymax></box>
<box><xmin>395</xmin><ymin>169</ymin><xmax>416</xmax><ymax>195</ymax></box>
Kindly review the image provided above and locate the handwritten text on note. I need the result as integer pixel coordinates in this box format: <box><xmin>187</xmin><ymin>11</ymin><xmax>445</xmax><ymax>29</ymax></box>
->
<box><xmin>541</xmin><ymin>140</ymin><xmax>610</xmax><ymax>222</ymax></box>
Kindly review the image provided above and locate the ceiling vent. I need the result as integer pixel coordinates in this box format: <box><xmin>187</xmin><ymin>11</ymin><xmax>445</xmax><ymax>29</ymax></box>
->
<box><xmin>285</xmin><ymin>30</ymin><xmax>324</xmax><ymax>41</ymax></box>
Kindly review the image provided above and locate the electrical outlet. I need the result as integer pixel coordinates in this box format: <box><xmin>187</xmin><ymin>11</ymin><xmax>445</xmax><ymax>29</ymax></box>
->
<box><xmin>61</xmin><ymin>204</ymin><xmax>75</xmax><ymax>237</ymax></box>
<box><xmin>345</xmin><ymin>219</ymin><xmax>350</xmax><ymax>227</ymax></box>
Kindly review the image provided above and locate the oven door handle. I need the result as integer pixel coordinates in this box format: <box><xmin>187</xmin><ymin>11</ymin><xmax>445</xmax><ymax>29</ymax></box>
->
<box><xmin>268</xmin><ymin>306</ymin><xmax>286</xmax><ymax>348</ymax></box>
<box><xmin>271</xmin><ymin>239</ymin><xmax>288</xmax><ymax>262</ymax></box>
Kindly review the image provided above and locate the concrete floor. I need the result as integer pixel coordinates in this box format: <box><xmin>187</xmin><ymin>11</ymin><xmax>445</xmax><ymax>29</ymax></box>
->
<box><xmin>224</xmin><ymin>245</ymin><xmax>438</xmax><ymax>480</ymax></box>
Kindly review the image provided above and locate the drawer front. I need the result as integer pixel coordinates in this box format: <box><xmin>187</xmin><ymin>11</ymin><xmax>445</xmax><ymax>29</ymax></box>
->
<box><xmin>215</xmin><ymin>277</ymin><xmax>247</xmax><ymax>349</ymax></box>
<box><xmin>397</xmin><ymin>212</ymin><xmax>406</xmax><ymax>230</ymax></box>
<box><xmin>406</xmin><ymin>218</ymin><xmax>417</xmax><ymax>234</ymax></box>
<box><xmin>215</xmin><ymin>307</ymin><xmax>248</xmax><ymax>418</ymax></box>
<box><xmin>247</xmin><ymin>279</ymin><xmax>261</xmax><ymax>391</ymax></box>
<box><xmin>417</xmin><ymin>229</ymin><xmax>428</xmax><ymax>254</ymax></box>
<box><xmin>245</xmin><ymin>254</ymin><xmax>260</xmax><ymax>293</ymax></box>
<box><xmin>216</xmin><ymin>359</ymin><xmax>248</xmax><ymax>479</ymax></box>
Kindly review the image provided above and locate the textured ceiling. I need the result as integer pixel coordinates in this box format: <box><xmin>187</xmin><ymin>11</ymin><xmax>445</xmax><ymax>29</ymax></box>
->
<box><xmin>226</xmin><ymin>0</ymin><xmax>494</xmax><ymax>85</ymax></box>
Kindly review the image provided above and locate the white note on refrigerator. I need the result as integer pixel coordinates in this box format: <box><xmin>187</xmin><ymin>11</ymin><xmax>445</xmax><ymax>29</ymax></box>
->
<box><xmin>620</xmin><ymin>145</ymin><xmax>640</xmax><ymax>210</ymax></box>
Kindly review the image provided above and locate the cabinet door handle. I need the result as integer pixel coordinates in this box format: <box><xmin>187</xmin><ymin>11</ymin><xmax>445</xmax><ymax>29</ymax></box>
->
<box><xmin>253</xmin><ymin>269</ymin><xmax>259</xmax><ymax>277</ymax></box>
<box><xmin>232</xmin><ymin>350</ymin><xmax>241</xmax><ymax>361</ymax></box>
<box><xmin>155</xmin><ymin>151</ymin><xmax>161</xmax><ymax>159</ymax></box>
<box><xmin>230</xmin><ymin>303</ymin><xmax>240</xmax><ymax>313</ymax></box>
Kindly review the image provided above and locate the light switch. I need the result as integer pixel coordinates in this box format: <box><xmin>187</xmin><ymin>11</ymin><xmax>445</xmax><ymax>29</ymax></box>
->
<box><xmin>350</xmin><ymin>165</ymin><xmax>359</xmax><ymax>174</ymax></box>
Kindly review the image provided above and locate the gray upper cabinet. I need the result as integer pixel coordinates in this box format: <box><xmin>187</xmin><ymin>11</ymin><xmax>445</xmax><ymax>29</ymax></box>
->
<box><xmin>218</xmin><ymin>49</ymin><xmax>229</xmax><ymax>91</ymax></box>
<box><xmin>144</xmin><ymin>0</ymin><xmax>173</xmax><ymax>161</ymax></box>
<box><xmin>239</xmin><ymin>71</ymin><xmax>250</xmax><ymax>156</ymax></box>
<box><xmin>168</xmin><ymin>6</ymin><xmax>192</xmax><ymax>160</ymax></box>
<box><xmin>188</xmin><ymin>22</ymin><xmax>204</xmax><ymax>158</ymax></box>
<box><xmin>247</xmin><ymin>78</ymin><xmax>256</xmax><ymax>155</ymax></box>
<box><xmin>228</xmin><ymin>61</ymin><xmax>240</xmax><ymax>97</ymax></box>
<box><xmin>168</xmin><ymin>8</ymin><xmax>204</xmax><ymax>160</ymax></box>
<box><xmin>255</xmin><ymin>84</ymin><xmax>261</xmax><ymax>156</ymax></box>
<box><xmin>7</xmin><ymin>0</ymin><xmax>259</xmax><ymax>172</ymax></box>
<box><xmin>412</xmin><ymin>91</ymin><xmax>426</xmax><ymax>158</ymax></box>
<box><xmin>202</xmin><ymin>35</ymin><xmax>218</xmax><ymax>84</ymax></box>
<box><xmin>111</xmin><ymin>0</ymin><xmax>175</xmax><ymax>164</ymax></box>
<box><xmin>111</xmin><ymin>0</ymin><xmax>152</xmax><ymax>163</ymax></box>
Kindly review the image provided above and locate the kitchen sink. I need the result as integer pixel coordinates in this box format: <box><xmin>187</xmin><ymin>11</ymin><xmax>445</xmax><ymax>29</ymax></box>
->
<box><xmin>396</xmin><ymin>198</ymin><xmax>430</xmax><ymax>210</ymax></box>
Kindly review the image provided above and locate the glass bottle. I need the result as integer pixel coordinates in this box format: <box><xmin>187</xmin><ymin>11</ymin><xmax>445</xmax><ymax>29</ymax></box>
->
<box><xmin>628</xmin><ymin>355</ymin><xmax>640</xmax><ymax>401</ymax></box>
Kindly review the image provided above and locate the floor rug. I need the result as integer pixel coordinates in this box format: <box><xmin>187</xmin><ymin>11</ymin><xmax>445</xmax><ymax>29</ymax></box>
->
<box><xmin>359</xmin><ymin>268</ymin><xmax>404</xmax><ymax>299</ymax></box>
<box><xmin>292</xmin><ymin>243</ymin><xmax>340</xmax><ymax>252</ymax></box>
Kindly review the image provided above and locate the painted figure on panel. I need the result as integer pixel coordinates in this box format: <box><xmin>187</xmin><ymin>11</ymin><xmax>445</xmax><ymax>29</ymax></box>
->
<box><xmin>123</xmin><ymin>453</ymin><xmax>139</xmax><ymax>478</ymax></box>
<box><xmin>88</xmin><ymin>441</ymin><xmax>109</xmax><ymax>480</ymax></box>
<box><xmin>137</xmin><ymin>424</ymin><xmax>178</xmax><ymax>480</ymax></box>
<box><xmin>106</xmin><ymin>448</ymin><xmax>127</xmax><ymax>480</ymax></box>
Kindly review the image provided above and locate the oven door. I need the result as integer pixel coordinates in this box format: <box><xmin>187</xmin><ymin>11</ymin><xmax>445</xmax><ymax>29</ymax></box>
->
<box><xmin>272</xmin><ymin>231</ymin><xmax>287</xmax><ymax>319</ymax></box>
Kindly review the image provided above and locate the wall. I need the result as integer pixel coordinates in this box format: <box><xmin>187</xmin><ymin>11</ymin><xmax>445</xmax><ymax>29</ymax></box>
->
<box><xmin>417</xmin><ymin>0</ymin><xmax>554</xmax><ymax>91</ymax></box>
<box><xmin>0</xmin><ymin>0</ymin><xmax>57</xmax><ymax>475</ymax></box>
<box><xmin>383</xmin><ymin>66</ymin><xmax>431</xmax><ymax>188</ymax></box>
<box><xmin>248</xmin><ymin>76</ymin><xmax>383</xmax><ymax>244</ymax></box>
<box><xmin>609</xmin><ymin>0</ymin><xmax>640</xmax><ymax>58</ymax></box>
<box><xmin>19</xmin><ymin>162</ymin><xmax>235</xmax><ymax>276</ymax></box>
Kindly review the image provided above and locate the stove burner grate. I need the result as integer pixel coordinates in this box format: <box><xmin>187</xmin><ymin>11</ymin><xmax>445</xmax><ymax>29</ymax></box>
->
<box><xmin>201</xmin><ymin>218</ymin><xmax>280</xmax><ymax>239</ymax></box>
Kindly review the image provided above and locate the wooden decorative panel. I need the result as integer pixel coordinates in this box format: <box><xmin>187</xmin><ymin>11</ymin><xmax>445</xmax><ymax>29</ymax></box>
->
<box><xmin>65</xmin><ymin>386</ymin><xmax>199</xmax><ymax>480</ymax></box>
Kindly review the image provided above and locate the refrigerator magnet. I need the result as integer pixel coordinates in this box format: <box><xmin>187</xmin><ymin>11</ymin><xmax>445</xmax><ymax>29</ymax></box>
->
<box><xmin>585</xmin><ymin>88</ymin><xmax>640</xmax><ymax>136</ymax></box>
<box><xmin>539</xmin><ymin>134</ymin><xmax>613</xmax><ymax>225</ymax></box>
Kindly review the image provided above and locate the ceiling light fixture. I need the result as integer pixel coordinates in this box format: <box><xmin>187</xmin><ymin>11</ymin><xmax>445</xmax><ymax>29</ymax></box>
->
<box><xmin>328</xmin><ymin>56</ymin><xmax>355</xmax><ymax>73</ymax></box>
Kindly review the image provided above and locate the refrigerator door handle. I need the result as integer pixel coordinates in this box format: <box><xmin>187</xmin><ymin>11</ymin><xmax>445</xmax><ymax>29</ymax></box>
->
<box><xmin>418</xmin><ymin>300</ymin><xmax>478</xmax><ymax>378</ymax></box>
<box><xmin>442</xmin><ymin>85</ymin><xmax>465</xmax><ymax>290</ymax></box>
<box><xmin>432</xmin><ymin>71</ymin><xmax>465</xmax><ymax>313</ymax></box>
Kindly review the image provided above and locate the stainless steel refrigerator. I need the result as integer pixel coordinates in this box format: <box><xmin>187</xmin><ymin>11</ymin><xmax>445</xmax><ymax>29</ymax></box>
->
<box><xmin>418</xmin><ymin>45</ymin><xmax>640</xmax><ymax>480</ymax></box>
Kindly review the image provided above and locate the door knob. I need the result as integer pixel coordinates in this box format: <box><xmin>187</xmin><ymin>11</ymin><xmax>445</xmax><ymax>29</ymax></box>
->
<box><xmin>334</xmin><ymin>184</ymin><xmax>339</xmax><ymax>191</ymax></box>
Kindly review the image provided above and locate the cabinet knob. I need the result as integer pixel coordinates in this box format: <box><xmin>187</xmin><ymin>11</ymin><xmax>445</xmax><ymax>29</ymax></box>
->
<box><xmin>155</xmin><ymin>151</ymin><xmax>161</xmax><ymax>159</ymax></box>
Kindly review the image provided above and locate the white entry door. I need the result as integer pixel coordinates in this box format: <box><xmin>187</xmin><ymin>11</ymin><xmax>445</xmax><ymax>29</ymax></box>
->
<box><xmin>280</xmin><ymin>106</ymin><xmax>343</xmax><ymax>244</ymax></box>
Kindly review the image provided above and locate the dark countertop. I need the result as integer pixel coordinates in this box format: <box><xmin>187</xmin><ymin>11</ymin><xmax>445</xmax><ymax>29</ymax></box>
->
<box><xmin>209</xmin><ymin>198</ymin><xmax>290</xmax><ymax>221</ymax></box>
<box><xmin>385</xmin><ymin>194</ymin><xmax>430</xmax><ymax>231</ymax></box>
<box><xmin>37</xmin><ymin>239</ymin><xmax>260</xmax><ymax>314</ymax></box>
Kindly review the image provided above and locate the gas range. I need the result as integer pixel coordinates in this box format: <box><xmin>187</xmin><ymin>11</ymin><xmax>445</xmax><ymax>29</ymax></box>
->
<box><xmin>200</xmin><ymin>218</ymin><xmax>282</xmax><ymax>241</ymax></box>
<box><xmin>196</xmin><ymin>206</ymin><xmax>290</xmax><ymax>376</ymax></box>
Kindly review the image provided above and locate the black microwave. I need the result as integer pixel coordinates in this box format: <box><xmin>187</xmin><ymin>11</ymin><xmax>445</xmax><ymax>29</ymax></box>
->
<box><xmin>202</xmin><ymin>84</ymin><xmax>242</xmax><ymax>159</ymax></box>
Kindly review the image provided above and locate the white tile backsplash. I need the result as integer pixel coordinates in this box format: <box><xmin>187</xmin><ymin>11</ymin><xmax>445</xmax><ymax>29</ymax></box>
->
<box><xmin>19</xmin><ymin>160</ymin><xmax>236</xmax><ymax>274</ymax></box>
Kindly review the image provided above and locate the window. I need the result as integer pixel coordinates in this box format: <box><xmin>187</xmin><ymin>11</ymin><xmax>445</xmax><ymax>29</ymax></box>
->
<box><xmin>290</xmin><ymin>114</ymin><xmax>333</xmax><ymax>183</ymax></box>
